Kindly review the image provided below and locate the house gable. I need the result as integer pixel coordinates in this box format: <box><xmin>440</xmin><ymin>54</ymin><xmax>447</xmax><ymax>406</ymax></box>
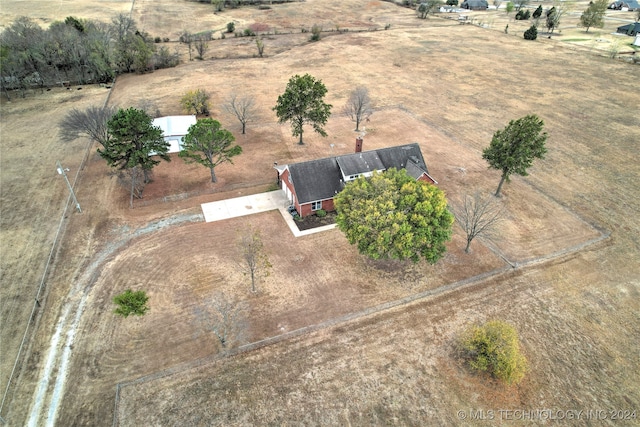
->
<box><xmin>336</xmin><ymin>151</ymin><xmax>385</xmax><ymax>181</ymax></box>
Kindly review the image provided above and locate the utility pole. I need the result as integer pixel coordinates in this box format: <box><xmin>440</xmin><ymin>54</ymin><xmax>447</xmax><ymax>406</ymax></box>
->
<box><xmin>56</xmin><ymin>160</ymin><xmax>81</xmax><ymax>213</ymax></box>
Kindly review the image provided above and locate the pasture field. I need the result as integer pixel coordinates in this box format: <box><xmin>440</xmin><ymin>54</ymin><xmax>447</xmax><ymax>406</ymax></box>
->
<box><xmin>0</xmin><ymin>0</ymin><xmax>638</xmax><ymax>425</ymax></box>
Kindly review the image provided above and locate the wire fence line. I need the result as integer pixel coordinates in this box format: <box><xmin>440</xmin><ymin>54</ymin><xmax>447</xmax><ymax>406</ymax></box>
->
<box><xmin>111</xmin><ymin>227</ymin><xmax>610</xmax><ymax>426</ymax></box>
<box><xmin>0</xmin><ymin>80</ymin><xmax>115</xmax><ymax>423</ymax></box>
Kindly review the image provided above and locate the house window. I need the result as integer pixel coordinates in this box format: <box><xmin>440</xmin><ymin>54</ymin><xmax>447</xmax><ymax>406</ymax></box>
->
<box><xmin>311</xmin><ymin>201</ymin><xmax>322</xmax><ymax>211</ymax></box>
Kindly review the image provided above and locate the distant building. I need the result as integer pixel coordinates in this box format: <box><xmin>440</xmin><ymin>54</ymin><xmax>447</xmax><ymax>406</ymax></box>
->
<box><xmin>609</xmin><ymin>0</ymin><xmax>640</xmax><ymax>10</ymax></box>
<box><xmin>616</xmin><ymin>22</ymin><xmax>640</xmax><ymax>36</ymax></box>
<box><xmin>461</xmin><ymin>0</ymin><xmax>489</xmax><ymax>10</ymax></box>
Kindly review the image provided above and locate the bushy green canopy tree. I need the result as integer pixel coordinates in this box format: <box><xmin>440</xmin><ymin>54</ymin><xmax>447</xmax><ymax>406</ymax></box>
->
<box><xmin>273</xmin><ymin>74</ymin><xmax>332</xmax><ymax>145</ymax></box>
<box><xmin>113</xmin><ymin>289</ymin><xmax>149</xmax><ymax>317</ymax></box>
<box><xmin>579</xmin><ymin>0</ymin><xmax>608</xmax><ymax>32</ymax></box>
<box><xmin>179</xmin><ymin>118</ymin><xmax>242</xmax><ymax>182</ymax></box>
<box><xmin>334</xmin><ymin>168</ymin><xmax>454</xmax><ymax>263</ymax></box>
<box><xmin>459</xmin><ymin>320</ymin><xmax>528</xmax><ymax>385</ymax></box>
<box><xmin>482</xmin><ymin>114</ymin><xmax>548</xmax><ymax>197</ymax></box>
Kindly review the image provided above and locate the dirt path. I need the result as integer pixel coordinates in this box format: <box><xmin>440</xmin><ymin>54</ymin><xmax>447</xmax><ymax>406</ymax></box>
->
<box><xmin>25</xmin><ymin>209</ymin><xmax>201</xmax><ymax>426</ymax></box>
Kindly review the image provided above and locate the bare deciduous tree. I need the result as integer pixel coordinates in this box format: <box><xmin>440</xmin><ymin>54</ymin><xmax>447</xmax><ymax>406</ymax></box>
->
<box><xmin>238</xmin><ymin>228</ymin><xmax>271</xmax><ymax>293</ymax></box>
<box><xmin>194</xmin><ymin>292</ymin><xmax>247</xmax><ymax>349</ymax></box>
<box><xmin>224</xmin><ymin>93</ymin><xmax>258</xmax><ymax>134</ymax></box>
<box><xmin>115</xmin><ymin>166</ymin><xmax>146</xmax><ymax>209</ymax></box>
<box><xmin>180</xmin><ymin>31</ymin><xmax>193</xmax><ymax>61</ymax></box>
<box><xmin>194</xmin><ymin>37</ymin><xmax>208</xmax><ymax>60</ymax></box>
<box><xmin>58</xmin><ymin>105</ymin><xmax>117</xmax><ymax>148</ymax></box>
<box><xmin>453</xmin><ymin>192</ymin><xmax>504</xmax><ymax>253</ymax></box>
<box><xmin>343</xmin><ymin>86</ymin><xmax>373</xmax><ymax>132</ymax></box>
<box><xmin>256</xmin><ymin>36</ymin><xmax>265</xmax><ymax>58</ymax></box>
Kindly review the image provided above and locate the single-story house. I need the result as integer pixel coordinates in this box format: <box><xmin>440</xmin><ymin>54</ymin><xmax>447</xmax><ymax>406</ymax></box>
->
<box><xmin>609</xmin><ymin>0</ymin><xmax>640</xmax><ymax>10</ymax></box>
<box><xmin>617</xmin><ymin>22</ymin><xmax>640</xmax><ymax>36</ymax></box>
<box><xmin>276</xmin><ymin>138</ymin><xmax>437</xmax><ymax>218</ymax></box>
<box><xmin>461</xmin><ymin>0</ymin><xmax>489</xmax><ymax>10</ymax></box>
<box><xmin>152</xmin><ymin>115</ymin><xmax>197</xmax><ymax>153</ymax></box>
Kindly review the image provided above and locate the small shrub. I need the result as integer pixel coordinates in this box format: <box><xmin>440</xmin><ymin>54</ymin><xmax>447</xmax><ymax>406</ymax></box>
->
<box><xmin>154</xmin><ymin>36</ymin><xmax>162</xmax><ymax>43</ymax></box>
<box><xmin>310</xmin><ymin>24</ymin><xmax>322</xmax><ymax>41</ymax></box>
<box><xmin>163</xmin><ymin>37</ymin><xmax>170</xmax><ymax>42</ymax></box>
<box><xmin>459</xmin><ymin>320</ymin><xmax>528</xmax><ymax>385</ymax></box>
<box><xmin>316</xmin><ymin>209</ymin><xmax>327</xmax><ymax>217</ymax></box>
<box><xmin>113</xmin><ymin>289</ymin><xmax>149</xmax><ymax>317</ymax></box>
<box><xmin>181</xmin><ymin>89</ymin><xmax>210</xmax><ymax>115</ymax></box>
<box><xmin>244</xmin><ymin>28</ymin><xmax>255</xmax><ymax>37</ymax></box>
<box><xmin>524</xmin><ymin>25</ymin><xmax>538</xmax><ymax>40</ymax></box>
<box><xmin>385</xmin><ymin>23</ymin><xmax>391</xmax><ymax>30</ymax></box>
<box><xmin>506</xmin><ymin>1</ymin><xmax>514</xmax><ymax>12</ymax></box>
<box><xmin>293</xmin><ymin>214</ymin><xmax>302</xmax><ymax>222</ymax></box>
<box><xmin>227</xmin><ymin>22</ymin><xmax>235</xmax><ymax>33</ymax></box>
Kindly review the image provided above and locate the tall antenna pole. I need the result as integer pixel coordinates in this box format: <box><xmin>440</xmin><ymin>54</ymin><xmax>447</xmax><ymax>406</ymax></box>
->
<box><xmin>56</xmin><ymin>160</ymin><xmax>81</xmax><ymax>213</ymax></box>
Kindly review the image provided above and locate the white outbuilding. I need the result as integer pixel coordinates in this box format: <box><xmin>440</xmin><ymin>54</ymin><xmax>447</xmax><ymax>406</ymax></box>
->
<box><xmin>152</xmin><ymin>115</ymin><xmax>197</xmax><ymax>154</ymax></box>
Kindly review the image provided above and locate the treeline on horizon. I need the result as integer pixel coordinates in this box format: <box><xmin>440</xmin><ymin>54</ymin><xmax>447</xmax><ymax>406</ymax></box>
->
<box><xmin>0</xmin><ymin>15</ymin><xmax>180</xmax><ymax>99</ymax></box>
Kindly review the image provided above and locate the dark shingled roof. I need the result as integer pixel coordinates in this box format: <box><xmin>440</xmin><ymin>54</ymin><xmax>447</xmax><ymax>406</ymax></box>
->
<box><xmin>336</xmin><ymin>151</ymin><xmax>385</xmax><ymax>177</ymax></box>
<box><xmin>284</xmin><ymin>143</ymin><xmax>432</xmax><ymax>204</ymax></box>
<box><xmin>617</xmin><ymin>22</ymin><xmax>640</xmax><ymax>35</ymax></box>
<box><xmin>376</xmin><ymin>143</ymin><xmax>429</xmax><ymax>173</ymax></box>
<box><xmin>288</xmin><ymin>157</ymin><xmax>343</xmax><ymax>204</ymax></box>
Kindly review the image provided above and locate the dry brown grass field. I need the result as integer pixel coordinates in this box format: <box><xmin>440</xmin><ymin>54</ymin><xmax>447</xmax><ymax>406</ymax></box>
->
<box><xmin>1</xmin><ymin>0</ymin><xmax>639</xmax><ymax>426</ymax></box>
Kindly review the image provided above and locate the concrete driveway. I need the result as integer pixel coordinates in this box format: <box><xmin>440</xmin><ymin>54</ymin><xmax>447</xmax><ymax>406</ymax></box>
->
<box><xmin>201</xmin><ymin>190</ymin><xmax>289</xmax><ymax>222</ymax></box>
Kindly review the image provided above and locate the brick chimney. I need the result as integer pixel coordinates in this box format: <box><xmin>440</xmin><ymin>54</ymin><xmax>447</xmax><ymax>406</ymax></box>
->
<box><xmin>355</xmin><ymin>136</ymin><xmax>363</xmax><ymax>153</ymax></box>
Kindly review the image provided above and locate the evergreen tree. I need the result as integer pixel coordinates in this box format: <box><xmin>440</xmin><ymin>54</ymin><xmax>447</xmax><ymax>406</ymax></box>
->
<box><xmin>179</xmin><ymin>118</ymin><xmax>242</xmax><ymax>183</ymax></box>
<box><xmin>482</xmin><ymin>115</ymin><xmax>548</xmax><ymax>196</ymax></box>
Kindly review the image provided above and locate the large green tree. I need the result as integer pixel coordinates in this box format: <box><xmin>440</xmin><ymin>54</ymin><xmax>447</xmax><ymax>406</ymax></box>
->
<box><xmin>482</xmin><ymin>114</ymin><xmax>548</xmax><ymax>197</ymax></box>
<box><xmin>334</xmin><ymin>168</ymin><xmax>454</xmax><ymax>263</ymax></box>
<box><xmin>273</xmin><ymin>74</ymin><xmax>332</xmax><ymax>145</ymax></box>
<box><xmin>100</xmin><ymin>107</ymin><xmax>169</xmax><ymax>206</ymax></box>
<box><xmin>179</xmin><ymin>118</ymin><xmax>242</xmax><ymax>183</ymax></box>
<box><xmin>579</xmin><ymin>0</ymin><xmax>608</xmax><ymax>32</ymax></box>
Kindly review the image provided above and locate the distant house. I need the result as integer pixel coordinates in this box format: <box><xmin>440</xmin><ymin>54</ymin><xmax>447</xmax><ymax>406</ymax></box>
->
<box><xmin>461</xmin><ymin>0</ymin><xmax>489</xmax><ymax>10</ymax></box>
<box><xmin>609</xmin><ymin>0</ymin><xmax>640</xmax><ymax>10</ymax></box>
<box><xmin>152</xmin><ymin>115</ymin><xmax>197</xmax><ymax>153</ymax></box>
<box><xmin>276</xmin><ymin>138</ymin><xmax>437</xmax><ymax>218</ymax></box>
<box><xmin>617</xmin><ymin>22</ymin><xmax>640</xmax><ymax>36</ymax></box>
